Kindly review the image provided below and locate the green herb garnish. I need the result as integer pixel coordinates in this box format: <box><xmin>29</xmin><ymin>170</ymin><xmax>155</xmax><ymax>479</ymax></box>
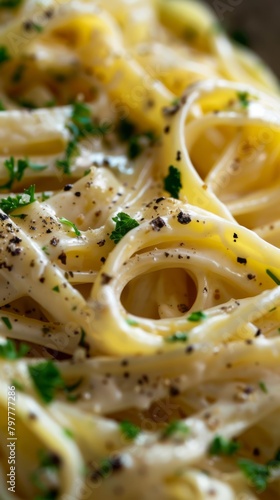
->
<box><xmin>63</xmin><ymin>428</ymin><xmax>74</xmax><ymax>439</ymax></box>
<box><xmin>0</xmin><ymin>100</ymin><xmax>6</xmax><ymax>111</ymax></box>
<box><xmin>259</xmin><ymin>381</ymin><xmax>268</xmax><ymax>394</ymax></box>
<box><xmin>0</xmin><ymin>46</ymin><xmax>11</xmax><ymax>64</ymax></box>
<box><xmin>165</xmin><ymin>332</ymin><xmax>189</xmax><ymax>343</ymax></box>
<box><xmin>52</xmin><ymin>286</ymin><xmax>60</xmax><ymax>293</ymax></box>
<box><xmin>70</xmin><ymin>102</ymin><xmax>110</xmax><ymax>140</ymax></box>
<box><xmin>0</xmin><ymin>339</ymin><xmax>29</xmax><ymax>359</ymax></box>
<box><xmin>162</xmin><ymin>421</ymin><xmax>190</xmax><ymax>439</ymax></box>
<box><xmin>0</xmin><ymin>185</ymin><xmax>36</xmax><ymax>214</ymax></box>
<box><xmin>56</xmin><ymin>102</ymin><xmax>110</xmax><ymax>174</ymax></box>
<box><xmin>164</xmin><ymin>165</ymin><xmax>182</xmax><ymax>199</ymax></box>
<box><xmin>56</xmin><ymin>140</ymin><xmax>79</xmax><ymax>175</ymax></box>
<box><xmin>188</xmin><ymin>311</ymin><xmax>206</xmax><ymax>322</ymax></box>
<box><xmin>237</xmin><ymin>91</ymin><xmax>250</xmax><ymax>108</ymax></box>
<box><xmin>28</xmin><ymin>361</ymin><xmax>65</xmax><ymax>403</ymax></box>
<box><xmin>110</xmin><ymin>212</ymin><xmax>139</xmax><ymax>244</ymax></box>
<box><xmin>0</xmin><ymin>156</ymin><xmax>47</xmax><ymax>190</ymax></box>
<box><xmin>0</xmin><ymin>0</ymin><xmax>22</xmax><ymax>7</ymax></box>
<box><xmin>119</xmin><ymin>421</ymin><xmax>141</xmax><ymax>440</ymax></box>
<box><xmin>59</xmin><ymin>217</ymin><xmax>81</xmax><ymax>236</ymax></box>
<box><xmin>238</xmin><ymin>459</ymin><xmax>270</xmax><ymax>492</ymax></box>
<box><xmin>266</xmin><ymin>269</ymin><xmax>280</xmax><ymax>286</ymax></box>
<box><xmin>117</xmin><ymin>118</ymin><xmax>156</xmax><ymax>159</ymax></box>
<box><xmin>1</xmin><ymin>316</ymin><xmax>12</xmax><ymax>330</ymax></box>
<box><xmin>126</xmin><ymin>318</ymin><xmax>138</xmax><ymax>326</ymax></box>
<box><xmin>209</xmin><ymin>436</ymin><xmax>240</xmax><ymax>456</ymax></box>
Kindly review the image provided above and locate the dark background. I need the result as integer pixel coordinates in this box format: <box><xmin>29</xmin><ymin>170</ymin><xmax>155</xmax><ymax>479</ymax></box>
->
<box><xmin>204</xmin><ymin>0</ymin><xmax>280</xmax><ymax>78</ymax></box>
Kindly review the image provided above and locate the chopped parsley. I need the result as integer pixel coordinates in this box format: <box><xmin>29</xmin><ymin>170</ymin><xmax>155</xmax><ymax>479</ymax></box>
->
<box><xmin>119</xmin><ymin>421</ymin><xmax>141</xmax><ymax>440</ymax></box>
<box><xmin>164</xmin><ymin>165</ymin><xmax>182</xmax><ymax>199</ymax></box>
<box><xmin>209</xmin><ymin>436</ymin><xmax>240</xmax><ymax>456</ymax></box>
<box><xmin>188</xmin><ymin>311</ymin><xmax>206</xmax><ymax>322</ymax></box>
<box><xmin>59</xmin><ymin>217</ymin><xmax>81</xmax><ymax>237</ymax></box>
<box><xmin>0</xmin><ymin>156</ymin><xmax>47</xmax><ymax>190</ymax></box>
<box><xmin>0</xmin><ymin>100</ymin><xmax>5</xmax><ymax>111</ymax></box>
<box><xmin>0</xmin><ymin>339</ymin><xmax>29</xmax><ymax>360</ymax></box>
<box><xmin>238</xmin><ymin>459</ymin><xmax>270</xmax><ymax>492</ymax></box>
<box><xmin>56</xmin><ymin>140</ymin><xmax>79</xmax><ymax>175</ymax></box>
<box><xmin>0</xmin><ymin>46</ymin><xmax>10</xmax><ymax>64</ymax></box>
<box><xmin>237</xmin><ymin>91</ymin><xmax>250</xmax><ymax>108</ymax></box>
<box><xmin>1</xmin><ymin>316</ymin><xmax>12</xmax><ymax>330</ymax></box>
<box><xmin>0</xmin><ymin>0</ymin><xmax>22</xmax><ymax>7</ymax></box>
<box><xmin>259</xmin><ymin>381</ymin><xmax>268</xmax><ymax>394</ymax></box>
<box><xmin>110</xmin><ymin>212</ymin><xmax>139</xmax><ymax>244</ymax></box>
<box><xmin>52</xmin><ymin>286</ymin><xmax>60</xmax><ymax>293</ymax></box>
<box><xmin>28</xmin><ymin>361</ymin><xmax>65</xmax><ymax>403</ymax></box>
<box><xmin>28</xmin><ymin>360</ymin><xmax>82</xmax><ymax>404</ymax></box>
<box><xmin>161</xmin><ymin>421</ymin><xmax>190</xmax><ymax>439</ymax></box>
<box><xmin>116</xmin><ymin>118</ymin><xmax>156</xmax><ymax>159</ymax></box>
<box><xmin>267</xmin><ymin>449</ymin><xmax>280</xmax><ymax>468</ymax></box>
<box><xmin>165</xmin><ymin>332</ymin><xmax>189</xmax><ymax>343</ymax></box>
<box><xmin>126</xmin><ymin>318</ymin><xmax>138</xmax><ymax>326</ymax></box>
<box><xmin>0</xmin><ymin>184</ymin><xmax>36</xmax><ymax>214</ymax></box>
<box><xmin>266</xmin><ymin>269</ymin><xmax>280</xmax><ymax>286</ymax></box>
<box><xmin>56</xmin><ymin>102</ymin><xmax>110</xmax><ymax>174</ymax></box>
<box><xmin>238</xmin><ymin>452</ymin><xmax>280</xmax><ymax>491</ymax></box>
<box><xmin>63</xmin><ymin>428</ymin><xmax>74</xmax><ymax>439</ymax></box>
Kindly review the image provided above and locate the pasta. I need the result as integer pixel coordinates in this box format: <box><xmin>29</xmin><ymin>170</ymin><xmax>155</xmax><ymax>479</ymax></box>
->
<box><xmin>1</xmin><ymin>0</ymin><xmax>280</xmax><ymax>498</ymax></box>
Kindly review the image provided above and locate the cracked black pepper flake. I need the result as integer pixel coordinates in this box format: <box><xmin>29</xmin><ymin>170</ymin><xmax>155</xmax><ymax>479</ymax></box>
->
<box><xmin>50</xmin><ymin>237</ymin><xmax>59</xmax><ymax>246</ymax></box>
<box><xmin>97</xmin><ymin>240</ymin><xmax>105</xmax><ymax>247</ymax></box>
<box><xmin>177</xmin><ymin>212</ymin><xmax>191</xmax><ymax>224</ymax></box>
<box><xmin>64</xmin><ymin>184</ymin><xmax>73</xmax><ymax>191</ymax></box>
<box><xmin>237</xmin><ymin>257</ymin><xmax>247</xmax><ymax>265</ymax></box>
<box><xmin>247</xmin><ymin>274</ymin><xmax>255</xmax><ymax>280</ymax></box>
<box><xmin>58</xmin><ymin>252</ymin><xmax>67</xmax><ymax>265</ymax></box>
<box><xmin>150</xmin><ymin>216</ymin><xmax>166</xmax><ymax>231</ymax></box>
<box><xmin>176</xmin><ymin>151</ymin><xmax>182</xmax><ymax>161</ymax></box>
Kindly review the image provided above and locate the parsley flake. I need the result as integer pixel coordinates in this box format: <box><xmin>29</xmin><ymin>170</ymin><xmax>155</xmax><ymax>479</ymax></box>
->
<box><xmin>56</xmin><ymin>102</ymin><xmax>110</xmax><ymax>174</ymax></box>
<box><xmin>237</xmin><ymin>91</ymin><xmax>250</xmax><ymax>108</ymax></box>
<box><xmin>126</xmin><ymin>318</ymin><xmax>138</xmax><ymax>326</ymax></box>
<box><xmin>0</xmin><ymin>156</ymin><xmax>47</xmax><ymax>190</ymax></box>
<box><xmin>209</xmin><ymin>436</ymin><xmax>240</xmax><ymax>456</ymax></box>
<box><xmin>59</xmin><ymin>217</ymin><xmax>81</xmax><ymax>237</ymax></box>
<box><xmin>63</xmin><ymin>428</ymin><xmax>74</xmax><ymax>439</ymax></box>
<box><xmin>238</xmin><ymin>459</ymin><xmax>270</xmax><ymax>492</ymax></box>
<box><xmin>266</xmin><ymin>269</ymin><xmax>280</xmax><ymax>286</ymax></box>
<box><xmin>110</xmin><ymin>212</ymin><xmax>139</xmax><ymax>244</ymax></box>
<box><xmin>164</xmin><ymin>165</ymin><xmax>182</xmax><ymax>199</ymax></box>
<box><xmin>161</xmin><ymin>421</ymin><xmax>189</xmax><ymax>439</ymax></box>
<box><xmin>0</xmin><ymin>0</ymin><xmax>22</xmax><ymax>7</ymax></box>
<box><xmin>0</xmin><ymin>46</ymin><xmax>10</xmax><ymax>64</ymax></box>
<box><xmin>28</xmin><ymin>361</ymin><xmax>65</xmax><ymax>403</ymax></box>
<box><xmin>259</xmin><ymin>381</ymin><xmax>268</xmax><ymax>394</ymax></box>
<box><xmin>0</xmin><ymin>185</ymin><xmax>36</xmax><ymax>214</ymax></box>
<box><xmin>119</xmin><ymin>421</ymin><xmax>141</xmax><ymax>440</ymax></box>
<box><xmin>1</xmin><ymin>316</ymin><xmax>12</xmax><ymax>330</ymax></box>
<box><xmin>0</xmin><ymin>339</ymin><xmax>29</xmax><ymax>360</ymax></box>
<box><xmin>117</xmin><ymin>118</ymin><xmax>156</xmax><ymax>159</ymax></box>
<box><xmin>188</xmin><ymin>311</ymin><xmax>206</xmax><ymax>322</ymax></box>
<box><xmin>165</xmin><ymin>332</ymin><xmax>189</xmax><ymax>343</ymax></box>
